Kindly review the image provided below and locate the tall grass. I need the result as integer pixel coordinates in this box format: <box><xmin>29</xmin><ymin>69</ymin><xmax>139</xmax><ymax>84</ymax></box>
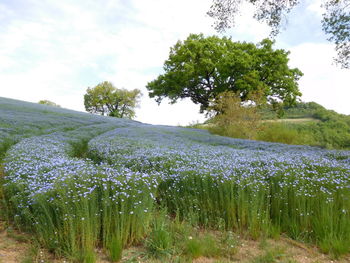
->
<box><xmin>257</xmin><ymin>123</ymin><xmax>316</xmax><ymax>146</ymax></box>
<box><xmin>157</xmin><ymin>169</ymin><xmax>350</xmax><ymax>257</ymax></box>
<box><xmin>4</xmin><ymin>151</ymin><xmax>350</xmax><ymax>260</ymax></box>
<box><xmin>209</xmin><ymin>122</ymin><xmax>317</xmax><ymax>147</ymax></box>
<box><xmin>4</xmin><ymin>171</ymin><xmax>156</xmax><ymax>261</ymax></box>
<box><xmin>0</xmin><ymin>138</ymin><xmax>18</xmax><ymax>162</ymax></box>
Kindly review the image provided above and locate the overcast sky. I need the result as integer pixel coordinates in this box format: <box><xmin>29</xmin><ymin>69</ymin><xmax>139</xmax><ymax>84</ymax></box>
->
<box><xmin>0</xmin><ymin>0</ymin><xmax>349</xmax><ymax>125</ymax></box>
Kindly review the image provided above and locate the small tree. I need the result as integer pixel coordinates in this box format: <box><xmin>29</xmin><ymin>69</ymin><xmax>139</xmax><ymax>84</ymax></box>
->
<box><xmin>38</xmin><ymin>100</ymin><xmax>61</xmax><ymax>107</ymax></box>
<box><xmin>208</xmin><ymin>90</ymin><xmax>263</xmax><ymax>139</ymax></box>
<box><xmin>84</xmin><ymin>81</ymin><xmax>141</xmax><ymax>119</ymax></box>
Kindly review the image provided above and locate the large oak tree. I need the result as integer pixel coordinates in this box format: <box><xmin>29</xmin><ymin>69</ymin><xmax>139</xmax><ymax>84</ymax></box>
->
<box><xmin>146</xmin><ymin>34</ymin><xmax>303</xmax><ymax>113</ymax></box>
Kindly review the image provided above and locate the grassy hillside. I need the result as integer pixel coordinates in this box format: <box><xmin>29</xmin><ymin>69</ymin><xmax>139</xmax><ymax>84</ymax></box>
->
<box><xmin>201</xmin><ymin>102</ymin><xmax>350</xmax><ymax>149</ymax></box>
<box><xmin>263</xmin><ymin>102</ymin><xmax>350</xmax><ymax>149</ymax></box>
<box><xmin>1</xmin><ymin>97</ymin><xmax>350</xmax><ymax>262</ymax></box>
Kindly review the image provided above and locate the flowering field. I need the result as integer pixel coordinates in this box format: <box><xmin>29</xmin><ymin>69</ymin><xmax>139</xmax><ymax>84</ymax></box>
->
<box><xmin>1</xmin><ymin>97</ymin><xmax>350</xmax><ymax>262</ymax></box>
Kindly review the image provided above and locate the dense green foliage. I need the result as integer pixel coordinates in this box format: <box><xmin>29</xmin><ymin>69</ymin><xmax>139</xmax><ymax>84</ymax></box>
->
<box><xmin>208</xmin><ymin>101</ymin><xmax>350</xmax><ymax>149</ymax></box>
<box><xmin>84</xmin><ymin>81</ymin><xmax>141</xmax><ymax>118</ymax></box>
<box><xmin>147</xmin><ymin>34</ymin><xmax>302</xmax><ymax>112</ymax></box>
<box><xmin>38</xmin><ymin>100</ymin><xmax>61</xmax><ymax>107</ymax></box>
<box><xmin>264</xmin><ymin>102</ymin><xmax>350</xmax><ymax>149</ymax></box>
<box><xmin>322</xmin><ymin>0</ymin><xmax>350</xmax><ymax>68</ymax></box>
<box><xmin>208</xmin><ymin>0</ymin><xmax>350</xmax><ymax>68</ymax></box>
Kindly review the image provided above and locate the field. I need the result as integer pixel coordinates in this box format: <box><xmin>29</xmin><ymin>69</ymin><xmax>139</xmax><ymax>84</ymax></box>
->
<box><xmin>0</xmin><ymin>97</ymin><xmax>350</xmax><ymax>262</ymax></box>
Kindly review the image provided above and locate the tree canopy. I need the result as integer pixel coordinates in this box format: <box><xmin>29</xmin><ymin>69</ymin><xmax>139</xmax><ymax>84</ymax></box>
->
<box><xmin>207</xmin><ymin>0</ymin><xmax>350</xmax><ymax>68</ymax></box>
<box><xmin>38</xmin><ymin>100</ymin><xmax>61</xmax><ymax>107</ymax></box>
<box><xmin>84</xmin><ymin>81</ymin><xmax>141</xmax><ymax>119</ymax></box>
<box><xmin>146</xmin><ymin>34</ymin><xmax>303</xmax><ymax>113</ymax></box>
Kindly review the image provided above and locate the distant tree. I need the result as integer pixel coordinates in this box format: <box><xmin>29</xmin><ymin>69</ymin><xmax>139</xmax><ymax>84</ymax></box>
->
<box><xmin>84</xmin><ymin>81</ymin><xmax>141</xmax><ymax>119</ymax></box>
<box><xmin>146</xmin><ymin>34</ymin><xmax>302</xmax><ymax>113</ymax></box>
<box><xmin>207</xmin><ymin>0</ymin><xmax>350</xmax><ymax>68</ymax></box>
<box><xmin>38</xmin><ymin>100</ymin><xmax>61</xmax><ymax>107</ymax></box>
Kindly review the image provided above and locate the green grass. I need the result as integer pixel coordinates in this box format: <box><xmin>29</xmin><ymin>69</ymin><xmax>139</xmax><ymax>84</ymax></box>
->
<box><xmin>203</xmin><ymin>101</ymin><xmax>350</xmax><ymax>149</ymax></box>
<box><xmin>0</xmin><ymin>138</ymin><xmax>17</xmax><ymax>162</ymax></box>
<box><xmin>145</xmin><ymin>214</ymin><xmax>173</xmax><ymax>259</ymax></box>
<box><xmin>260</xmin><ymin>102</ymin><xmax>350</xmax><ymax>149</ymax></box>
<box><xmin>69</xmin><ymin>138</ymin><xmax>90</xmax><ymax>159</ymax></box>
<box><xmin>257</xmin><ymin>122</ymin><xmax>317</xmax><ymax>146</ymax></box>
<box><xmin>157</xmin><ymin>171</ymin><xmax>350</xmax><ymax>258</ymax></box>
<box><xmin>4</xmin><ymin>150</ymin><xmax>350</xmax><ymax>261</ymax></box>
<box><xmin>3</xmin><ymin>172</ymin><xmax>156</xmax><ymax>261</ymax></box>
<box><xmin>141</xmin><ymin>214</ymin><xmax>237</xmax><ymax>261</ymax></box>
<box><xmin>251</xmin><ymin>247</ymin><xmax>288</xmax><ymax>263</ymax></box>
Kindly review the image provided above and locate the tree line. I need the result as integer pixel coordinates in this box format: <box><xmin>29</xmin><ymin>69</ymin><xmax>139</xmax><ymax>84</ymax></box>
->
<box><xmin>42</xmin><ymin>1</ymin><xmax>348</xmax><ymax>122</ymax></box>
<box><xmin>83</xmin><ymin>0</ymin><xmax>349</xmax><ymax>120</ymax></box>
<box><xmin>80</xmin><ymin>34</ymin><xmax>301</xmax><ymax>120</ymax></box>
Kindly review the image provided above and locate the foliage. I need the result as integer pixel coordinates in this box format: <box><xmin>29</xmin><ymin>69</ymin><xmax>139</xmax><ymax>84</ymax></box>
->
<box><xmin>208</xmin><ymin>0</ymin><xmax>299</xmax><ymax>36</ymax></box>
<box><xmin>208</xmin><ymin>101</ymin><xmax>350</xmax><ymax>149</ymax></box>
<box><xmin>263</xmin><ymin>102</ymin><xmax>350</xmax><ymax>149</ymax></box>
<box><xmin>208</xmin><ymin>91</ymin><xmax>263</xmax><ymax>139</ymax></box>
<box><xmin>322</xmin><ymin>0</ymin><xmax>350</xmax><ymax>68</ymax></box>
<box><xmin>108</xmin><ymin>235</ymin><xmax>123</xmax><ymax>262</ymax></box>
<box><xmin>0</xmin><ymin>138</ymin><xmax>17</xmax><ymax>163</ymax></box>
<box><xmin>84</xmin><ymin>81</ymin><xmax>141</xmax><ymax>119</ymax></box>
<box><xmin>257</xmin><ymin>122</ymin><xmax>315</xmax><ymax>146</ymax></box>
<box><xmin>38</xmin><ymin>100</ymin><xmax>61</xmax><ymax>107</ymax></box>
<box><xmin>207</xmin><ymin>0</ymin><xmax>350</xmax><ymax>68</ymax></box>
<box><xmin>144</xmin><ymin>215</ymin><xmax>225</xmax><ymax>260</ymax></box>
<box><xmin>145</xmin><ymin>215</ymin><xmax>173</xmax><ymax>258</ymax></box>
<box><xmin>251</xmin><ymin>246</ymin><xmax>287</xmax><ymax>263</ymax></box>
<box><xmin>146</xmin><ymin>34</ymin><xmax>302</xmax><ymax>113</ymax></box>
<box><xmin>184</xmin><ymin>237</ymin><xmax>203</xmax><ymax>258</ymax></box>
<box><xmin>259</xmin><ymin>101</ymin><xmax>325</xmax><ymax>120</ymax></box>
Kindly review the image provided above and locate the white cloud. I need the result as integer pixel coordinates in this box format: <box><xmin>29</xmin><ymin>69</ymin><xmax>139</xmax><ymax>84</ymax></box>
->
<box><xmin>225</xmin><ymin>1</ymin><xmax>271</xmax><ymax>42</ymax></box>
<box><xmin>0</xmin><ymin>0</ymin><xmax>216</xmax><ymax>125</ymax></box>
<box><xmin>289</xmin><ymin>43</ymin><xmax>350</xmax><ymax>114</ymax></box>
<box><xmin>307</xmin><ymin>0</ymin><xmax>325</xmax><ymax>17</ymax></box>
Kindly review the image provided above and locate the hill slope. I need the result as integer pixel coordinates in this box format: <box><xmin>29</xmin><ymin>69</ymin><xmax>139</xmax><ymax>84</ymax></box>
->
<box><xmin>262</xmin><ymin>102</ymin><xmax>350</xmax><ymax>149</ymax></box>
<box><xmin>0</xmin><ymin>97</ymin><xmax>350</xmax><ymax>262</ymax></box>
<box><xmin>202</xmin><ymin>101</ymin><xmax>350</xmax><ymax>149</ymax></box>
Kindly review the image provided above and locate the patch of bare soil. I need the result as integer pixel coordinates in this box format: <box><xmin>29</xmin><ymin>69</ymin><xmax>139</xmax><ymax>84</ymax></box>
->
<box><xmin>0</xmin><ymin>226</ymin><xmax>349</xmax><ymax>263</ymax></box>
<box><xmin>121</xmin><ymin>236</ymin><xmax>350</xmax><ymax>263</ymax></box>
<box><xmin>0</xmin><ymin>222</ymin><xmax>29</xmax><ymax>263</ymax></box>
<box><xmin>226</xmin><ymin>237</ymin><xmax>349</xmax><ymax>263</ymax></box>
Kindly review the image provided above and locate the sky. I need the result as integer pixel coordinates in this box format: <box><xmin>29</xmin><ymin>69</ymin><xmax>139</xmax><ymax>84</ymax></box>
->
<box><xmin>0</xmin><ymin>0</ymin><xmax>349</xmax><ymax>126</ymax></box>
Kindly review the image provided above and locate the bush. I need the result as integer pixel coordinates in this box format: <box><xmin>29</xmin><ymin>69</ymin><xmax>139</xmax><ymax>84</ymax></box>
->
<box><xmin>145</xmin><ymin>217</ymin><xmax>173</xmax><ymax>258</ymax></box>
<box><xmin>208</xmin><ymin>91</ymin><xmax>263</xmax><ymax>140</ymax></box>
